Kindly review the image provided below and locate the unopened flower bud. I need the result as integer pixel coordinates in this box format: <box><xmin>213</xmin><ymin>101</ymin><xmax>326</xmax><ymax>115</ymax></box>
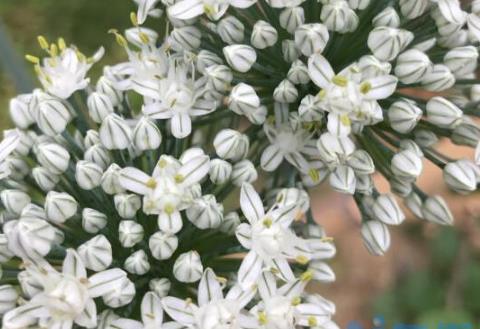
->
<box><xmin>0</xmin><ymin>234</ymin><xmax>13</xmax><ymax>263</ymax></box>
<box><xmin>422</xmin><ymin>196</ymin><xmax>454</xmax><ymax>225</ymax></box>
<box><xmin>44</xmin><ymin>191</ymin><xmax>78</xmax><ymax>223</ymax></box>
<box><xmin>169</xmin><ymin>26</ymin><xmax>201</xmax><ymax>51</ymax></box>
<box><xmin>394</xmin><ymin>49</ymin><xmax>431</xmax><ymax>84</ymax></box>
<box><xmin>372</xmin><ymin>194</ymin><xmax>405</xmax><ymax>225</ymax></box>
<box><xmin>187</xmin><ymin>194</ymin><xmax>223</xmax><ymax>229</ymax></box>
<box><xmin>367</xmin><ymin>27</ymin><xmax>413</xmax><ymax>61</ymax></box>
<box><xmin>308</xmin><ymin>261</ymin><xmax>336</xmax><ymax>283</ymax></box>
<box><xmin>294</xmin><ymin>23</ymin><xmax>329</xmax><ymax>56</ymax></box>
<box><xmin>373</xmin><ymin>7</ymin><xmax>400</xmax><ymax>28</ymax></box>
<box><xmin>444</xmin><ymin>46</ymin><xmax>479</xmax><ymax>77</ymax></box>
<box><xmin>329</xmin><ymin>165</ymin><xmax>356</xmax><ymax>195</ymax></box>
<box><xmin>391</xmin><ymin>149</ymin><xmax>423</xmax><ymax>181</ymax></box>
<box><xmin>219</xmin><ymin>211</ymin><xmax>241</xmax><ymax>235</ymax></box>
<box><xmin>209</xmin><ymin>159</ymin><xmax>232</xmax><ymax>184</ymax></box>
<box><xmin>101</xmin><ymin>164</ymin><xmax>125</xmax><ymax>195</ymax></box>
<box><xmin>414</xmin><ymin>129</ymin><xmax>438</xmax><ymax>147</ymax></box>
<box><xmin>251</xmin><ymin>20</ymin><xmax>278</xmax><ymax>49</ymax></box>
<box><xmin>0</xmin><ymin>189</ymin><xmax>30</xmax><ymax>215</ymax></box>
<box><xmin>347</xmin><ymin>150</ymin><xmax>375</xmax><ymax>175</ymax></box>
<box><xmin>34</xmin><ymin>94</ymin><xmax>72</xmax><ymax>136</ymax></box>
<box><xmin>279</xmin><ymin>7</ymin><xmax>305</xmax><ymax>33</ymax></box>
<box><xmin>421</xmin><ymin>64</ymin><xmax>455</xmax><ymax>92</ymax></box>
<box><xmin>288</xmin><ymin>60</ymin><xmax>310</xmax><ymax>85</ymax></box>
<box><xmin>9</xmin><ymin>94</ymin><xmax>33</xmax><ymax>129</ymax></box>
<box><xmin>114</xmin><ymin>193</ymin><xmax>141</xmax><ymax>218</ymax></box>
<box><xmin>399</xmin><ymin>0</ymin><xmax>427</xmax><ymax>19</ymax></box>
<box><xmin>443</xmin><ymin>160</ymin><xmax>478</xmax><ymax>194</ymax></box>
<box><xmin>78</xmin><ymin>235</ymin><xmax>112</xmax><ymax>271</ymax></box>
<box><xmin>133</xmin><ymin>117</ymin><xmax>162</xmax><ymax>151</ymax></box>
<box><xmin>36</xmin><ymin>142</ymin><xmax>70</xmax><ymax>174</ymax></box>
<box><xmin>223</xmin><ymin>45</ymin><xmax>256</xmax><ymax>73</ymax></box>
<box><xmin>321</xmin><ymin>1</ymin><xmax>358</xmax><ymax>33</ymax></box>
<box><xmin>96</xmin><ymin>75</ymin><xmax>123</xmax><ymax>107</ymax></box>
<box><xmin>452</xmin><ymin>120</ymin><xmax>480</xmax><ymax>147</ymax></box>
<box><xmin>405</xmin><ymin>192</ymin><xmax>424</xmax><ymax>219</ymax></box>
<box><xmin>32</xmin><ymin>166</ymin><xmax>60</xmax><ymax>191</ymax></box>
<box><xmin>282</xmin><ymin>39</ymin><xmax>299</xmax><ymax>62</ymax></box>
<box><xmin>196</xmin><ymin>50</ymin><xmax>223</xmax><ymax>73</ymax></box>
<box><xmin>87</xmin><ymin>92</ymin><xmax>114</xmax><ymax>123</ymax></box>
<box><xmin>149</xmin><ymin>231</ymin><xmax>178</xmax><ymax>260</ymax></box>
<box><xmin>119</xmin><ymin>220</ymin><xmax>144</xmax><ymax>247</ymax></box>
<box><xmin>102</xmin><ymin>275</ymin><xmax>135</xmax><ymax>308</ymax></box>
<box><xmin>124</xmin><ymin>249</ymin><xmax>150</xmax><ymax>275</ymax></box>
<box><xmin>75</xmin><ymin>160</ymin><xmax>103</xmax><ymax>190</ymax></box>
<box><xmin>99</xmin><ymin>113</ymin><xmax>132</xmax><ymax>150</ymax></box>
<box><xmin>173</xmin><ymin>251</ymin><xmax>203</xmax><ymax>283</ymax></box>
<box><xmin>229</xmin><ymin>83</ymin><xmax>260</xmax><ymax>116</ymax></box>
<box><xmin>361</xmin><ymin>220</ymin><xmax>391</xmax><ymax>256</ymax></box>
<box><xmin>426</xmin><ymin>96</ymin><xmax>462</xmax><ymax>128</ymax></box>
<box><xmin>218</xmin><ymin>16</ymin><xmax>244</xmax><ymax>45</ymax></box>
<box><xmin>388</xmin><ymin>99</ymin><xmax>423</xmax><ymax>133</ymax></box>
<box><xmin>0</xmin><ymin>285</ymin><xmax>18</xmax><ymax>314</ymax></box>
<box><xmin>213</xmin><ymin>129</ymin><xmax>249</xmax><ymax>161</ymax></box>
<box><xmin>273</xmin><ymin>79</ymin><xmax>298</xmax><ymax>103</ymax></box>
<box><xmin>389</xmin><ymin>177</ymin><xmax>413</xmax><ymax>197</ymax></box>
<box><xmin>84</xmin><ymin>144</ymin><xmax>111</xmax><ymax>170</ymax></box>
<box><xmin>232</xmin><ymin>159</ymin><xmax>258</xmax><ymax>186</ymax></box>
<box><xmin>82</xmin><ymin>208</ymin><xmax>108</xmax><ymax>234</ymax></box>
<box><xmin>149</xmin><ymin>278</ymin><xmax>171</xmax><ymax>297</ymax></box>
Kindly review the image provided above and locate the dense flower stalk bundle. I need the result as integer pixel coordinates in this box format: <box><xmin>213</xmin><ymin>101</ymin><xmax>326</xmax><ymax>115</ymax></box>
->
<box><xmin>1</xmin><ymin>0</ymin><xmax>480</xmax><ymax>327</ymax></box>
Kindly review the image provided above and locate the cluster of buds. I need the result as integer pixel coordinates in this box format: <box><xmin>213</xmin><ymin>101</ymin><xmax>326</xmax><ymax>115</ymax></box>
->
<box><xmin>0</xmin><ymin>0</ymin><xmax>480</xmax><ymax>327</ymax></box>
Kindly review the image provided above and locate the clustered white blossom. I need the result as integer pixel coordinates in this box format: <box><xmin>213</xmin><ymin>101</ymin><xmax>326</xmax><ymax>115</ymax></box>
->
<box><xmin>1</xmin><ymin>0</ymin><xmax>480</xmax><ymax>327</ymax></box>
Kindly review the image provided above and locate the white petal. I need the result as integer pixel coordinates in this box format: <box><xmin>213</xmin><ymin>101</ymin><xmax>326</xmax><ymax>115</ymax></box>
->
<box><xmin>237</xmin><ymin>250</ymin><xmax>263</xmax><ymax>289</ymax></box>
<box><xmin>171</xmin><ymin>114</ymin><xmax>192</xmax><ymax>139</ymax></box>
<box><xmin>88</xmin><ymin>268</ymin><xmax>126</xmax><ymax>298</ymax></box>
<box><xmin>260</xmin><ymin>145</ymin><xmax>284</xmax><ymax>172</ymax></box>
<box><xmin>240</xmin><ymin>183</ymin><xmax>265</xmax><ymax>224</ymax></box>
<box><xmin>3</xmin><ymin>303</ymin><xmax>47</xmax><ymax>329</ymax></box>
<box><xmin>198</xmin><ymin>268</ymin><xmax>223</xmax><ymax>306</ymax></box>
<box><xmin>167</xmin><ymin>0</ymin><xmax>204</xmax><ymax>20</ymax></box>
<box><xmin>257</xmin><ymin>270</ymin><xmax>277</xmax><ymax>300</ymax></box>
<box><xmin>437</xmin><ymin>0</ymin><xmax>466</xmax><ymax>25</ymax></box>
<box><xmin>235</xmin><ymin>223</ymin><xmax>252</xmax><ymax>249</ymax></box>
<box><xmin>271</xmin><ymin>258</ymin><xmax>295</xmax><ymax>282</ymax></box>
<box><xmin>177</xmin><ymin>154</ymin><xmax>210</xmax><ymax>186</ymax></box>
<box><xmin>158</xmin><ymin>211</ymin><xmax>183</xmax><ymax>234</ymax></box>
<box><xmin>74</xmin><ymin>298</ymin><xmax>97</xmax><ymax>328</ymax></box>
<box><xmin>468</xmin><ymin>13</ymin><xmax>480</xmax><ymax>42</ymax></box>
<box><xmin>230</xmin><ymin>0</ymin><xmax>256</xmax><ymax>8</ymax></box>
<box><xmin>63</xmin><ymin>249</ymin><xmax>87</xmax><ymax>279</ymax></box>
<box><xmin>161</xmin><ymin>297</ymin><xmax>197</xmax><ymax>325</ymax></box>
<box><xmin>363</xmin><ymin>75</ymin><xmax>398</xmax><ymax>100</ymax></box>
<box><xmin>307</xmin><ymin>53</ymin><xmax>334</xmax><ymax>89</ymax></box>
<box><xmin>119</xmin><ymin>167</ymin><xmax>153</xmax><ymax>195</ymax></box>
<box><xmin>141</xmin><ymin>291</ymin><xmax>163</xmax><ymax>326</ymax></box>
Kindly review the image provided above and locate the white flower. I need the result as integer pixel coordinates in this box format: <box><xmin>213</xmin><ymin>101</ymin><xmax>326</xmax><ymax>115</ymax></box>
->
<box><xmin>0</xmin><ymin>131</ymin><xmax>19</xmax><ymax>179</ymax></box>
<box><xmin>134</xmin><ymin>0</ymin><xmax>162</xmax><ymax>24</ymax></box>
<box><xmin>163</xmin><ymin>268</ymin><xmax>256</xmax><ymax>328</ymax></box>
<box><xmin>235</xmin><ymin>183</ymin><xmax>311</xmax><ymax>288</ymax></box>
<box><xmin>168</xmin><ymin>0</ymin><xmax>257</xmax><ymax>21</ymax></box>
<box><xmin>119</xmin><ymin>151</ymin><xmax>210</xmax><ymax>233</ymax></box>
<box><xmin>3</xmin><ymin>250</ymin><xmax>129</xmax><ymax>329</ymax></box>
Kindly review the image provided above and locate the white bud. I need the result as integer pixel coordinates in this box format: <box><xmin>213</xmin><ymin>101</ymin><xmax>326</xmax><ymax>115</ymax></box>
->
<box><xmin>87</xmin><ymin>92</ymin><xmax>114</xmax><ymax>123</ymax></box>
<box><xmin>399</xmin><ymin>0</ymin><xmax>428</xmax><ymax>19</ymax></box>
<box><xmin>320</xmin><ymin>1</ymin><xmax>358</xmax><ymax>33</ymax></box>
<box><xmin>223</xmin><ymin>45</ymin><xmax>256</xmax><ymax>73</ymax></box>
<box><xmin>219</xmin><ymin>211</ymin><xmax>240</xmax><ymax>235</ymax></box>
<box><xmin>218</xmin><ymin>16</ymin><xmax>244</xmax><ymax>45</ymax></box>
<box><xmin>287</xmin><ymin>60</ymin><xmax>310</xmax><ymax>85</ymax></box>
<box><xmin>149</xmin><ymin>231</ymin><xmax>178</xmax><ymax>260</ymax></box>
<box><xmin>84</xmin><ymin>130</ymin><xmax>100</xmax><ymax>149</ymax></box>
<box><xmin>357</xmin><ymin>55</ymin><xmax>392</xmax><ymax>78</ymax></box>
<box><xmin>426</xmin><ymin>96</ymin><xmax>462</xmax><ymax>128</ymax></box>
<box><xmin>444</xmin><ymin>46</ymin><xmax>479</xmax><ymax>77</ymax></box>
<box><xmin>204</xmin><ymin>65</ymin><xmax>233</xmax><ymax>93</ymax></box>
<box><xmin>133</xmin><ymin>117</ymin><xmax>162</xmax><ymax>151</ymax></box>
<box><xmin>32</xmin><ymin>166</ymin><xmax>59</xmax><ymax>191</ymax></box>
<box><xmin>298</xmin><ymin>95</ymin><xmax>322</xmax><ymax>121</ymax></box>
<box><xmin>125</xmin><ymin>27</ymin><xmax>158</xmax><ymax>46</ymax></box>
<box><xmin>309</xmin><ymin>261</ymin><xmax>336</xmax><ymax>283</ymax></box>
<box><xmin>5</xmin><ymin>156</ymin><xmax>29</xmax><ymax>181</ymax></box>
<box><xmin>114</xmin><ymin>193</ymin><xmax>141</xmax><ymax>218</ymax></box>
<box><xmin>20</xmin><ymin>203</ymin><xmax>47</xmax><ymax>221</ymax></box>
<box><xmin>119</xmin><ymin>220</ymin><xmax>144</xmax><ymax>248</ymax></box>
<box><xmin>97</xmin><ymin>75</ymin><xmax>123</xmax><ymax>107</ymax></box>
<box><xmin>443</xmin><ymin>160</ymin><xmax>478</xmax><ymax>194</ymax></box>
<box><xmin>372</xmin><ymin>194</ymin><xmax>405</xmax><ymax>225</ymax></box>
<box><xmin>361</xmin><ymin>220</ymin><xmax>391</xmax><ymax>256</ymax></box>
<box><xmin>231</xmin><ymin>159</ymin><xmax>258</xmax><ymax>186</ymax></box>
<box><xmin>173</xmin><ymin>251</ymin><xmax>203</xmax><ymax>283</ymax></box>
<box><xmin>44</xmin><ymin>191</ymin><xmax>77</xmax><ymax>223</ymax></box>
<box><xmin>329</xmin><ymin>165</ymin><xmax>356</xmax><ymax>194</ymax></box>
<box><xmin>0</xmin><ymin>234</ymin><xmax>13</xmax><ymax>263</ymax></box>
<box><xmin>279</xmin><ymin>7</ymin><xmax>305</xmax><ymax>34</ymax></box>
<box><xmin>75</xmin><ymin>160</ymin><xmax>103</xmax><ymax>190</ymax></box>
<box><xmin>367</xmin><ymin>27</ymin><xmax>414</xmax><ymax>61</ymax></box>
<box><xmin>356</xmin><ymin>174</ymin><xmax>374</xmax><ymax>195</ymax></box>
<box><xmin>213</xmin><ymin>129</ymin><xmax>249</xmax><ymax>161</ymax></box>
<box><xmin>317</xmin><ymin>132</ymin><xmax>356</xmax><ymax>164</ymax></box>
<box><xmin>405</xmin><ymin>192</ymin><xmax>424</xmax><ymax>219</ymax></box>
<box><xmin>251</xmin><ymin>20</ymin><xmax>278</xmax><ymax>49</ymax></box>
<box><xmin>34</xmin><ymin>94</ymin><xmax>72</xmax><ymax>136</ymax></box>
<box><xmin>0</xmin><ymin>285</ymin><xmax>18</xmax><ymax>315</ymax></box>
<box><xmin>228</xmin><ymin>83</ymin><xmax>260</xmax><ymax>117</ymax></box>
<box><xmin>273</xmin><ymin>79</ymin><xmax>298</xmax><ymax>103</ymax></box>
<box><xmin>421</xmin><ymin>64</ymin><xmax>455</xmax><ymax>92</ymax></box>
<box><xmin>438</xmin><ymin>29</ymin><xmax>468</xmax><ymax>48</ymax></box>
<box><xmin>414</xmin><ymin>129</ymin><xmax>438</xmax><ymax>147</ymax></box>
<box><xmin>149</xmin><ymin>278</ymin><xmax>171</xmax><ymax>297</ymax></box>
<box><xmin>373</xmin><ymin>7</ymin><xmax>400</xmax><ymax>28</ymax></box>
<box><xmin>391</xmin><ymin>149</ymin><xmax>423</xmax><ymax>181</ymax></box>
<box><xmin>187</xmin><ymin>194</ymin><xmax>223</xmax><ymax>229</ymax></box>
<box><xmin>282</xmin><ymin>39</ymin><xmax>299</xmax><ymax>62</ymax></box>
<box><xmin>102</xmin><ymin>164</ymin><xmax>125</xmax><ymax>195</ymax></box>
<box><xmin>36</xmin><ymin>142</ymin><xmax>70</xmax><ymax>174</ymax></box>
<box><xmin>197</xmin><ymin>50</ymin><xmax>223</xmax><ymax>73</ymax></box>
<box><xmin>102</xmin><ymin>275</ymin><xmax>135</xmax><ymax>308</ymax></box>
<box><xmin>209</xmin><ymin>159</ymin><xmax>232</xmax><ymax>184</ymax></box>
<box><xmin>124</xmin><ymin>249</ymin><xmax>150</xmax><ymax>275</ymax></box>
<box><xmin>84</xmin><ymin>144</ymin><xmax>111</xmax><ymax>170</ymax></box>
<box><xmin>422</xmin><ymin>196</ymin><xmax>454</xmax><ymax>225</ymax></box>
<box><xmin>394</xmin><ymin>49</ymin><xmax>431</xmax><ymax>84</ymax></box>
<box><xmin>452</xmin><ymin>120</ymin><xmax>480</xmax><ymax>147</ymax></box>
<box><xmin>82</xmin><ymin>208</ymin><xmax>108</xmax><ymax>234</ymax></box>
<box><xmin>347</xmin><ymin>150</ymin><xmax>375</xmax><ymax>175</ymax></box>
<box><xmin>390</xmin><ymin>177</ymin><xmax>413</xmax><ymax>197</ymax></box>
<box><xmin>0</xmin><ymin>190</ymin><xmax>30</xmax><ymax>215</ymax></box>
<box><xmin>388</xmin><ymin>99</ymin><xmax>423</xmax><ymax>133</ymax></box>
<box><xmin>78</xmin><ymin>235</ymin><xmax>112</xmax><ymax>271</ymax></box>
<box><xmin>9</xmin><ymin>95</ymin><xmax>33</xmax><ymax>129</ymax></box>
<box><xmin>99</xmin><ymin>113</ymin><xmax>132</xmax><ymax>150</ymax></box>
<box><xmin>169</xmin><ymin>26</ymin><xmax>201</xmax><ymax>51</ymax></box>
<box><xmin>349</xmin><ymin>0</ymin><xmax>370</xmax><ymax>9</ymax></box>
<box><xmin>294</xmin><ymin>23</ymin><xmax>329</xmax><ymax>56</ymax></box>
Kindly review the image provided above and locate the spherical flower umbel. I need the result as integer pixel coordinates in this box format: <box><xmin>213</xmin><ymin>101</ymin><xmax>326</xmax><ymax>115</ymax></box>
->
<box><xmin>1</xmin><ymin>0</ymin><xmax>480</xmax><ymax>326</ymax></box>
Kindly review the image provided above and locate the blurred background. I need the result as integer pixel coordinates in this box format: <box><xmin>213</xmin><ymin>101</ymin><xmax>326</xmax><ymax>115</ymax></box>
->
<box><xmin>0</xmin><ymin>1</ymin><xmax>480</xmax><ymax>328</ymax></box>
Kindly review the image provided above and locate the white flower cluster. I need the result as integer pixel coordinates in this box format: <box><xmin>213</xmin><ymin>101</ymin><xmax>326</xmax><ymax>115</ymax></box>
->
<box><xmin>1</xmin><ymin>0</ymin><xmax>480</xmax><ymax>327</ymax></box>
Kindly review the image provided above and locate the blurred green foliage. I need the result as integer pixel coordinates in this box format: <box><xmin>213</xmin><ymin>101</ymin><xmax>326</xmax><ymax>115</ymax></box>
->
<box><xmin>374</xmin><ymin>228</ymin><xmax>480</xmax><ymax>327</ymax></box>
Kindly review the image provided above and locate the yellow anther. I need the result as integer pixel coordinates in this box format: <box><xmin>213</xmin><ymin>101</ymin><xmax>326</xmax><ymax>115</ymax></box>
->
<box><xmin>332</xmin><ymin>75</ymin><xmax>348</xmax><ymax>87</ymax></box>
<box><xmin>144</xmin><ymin>200</ymin><xmax>155</xmax><ymax>211</ymax></box>
<box><xmin>58</xmin><ymin>37</ymin><xmax>66</xmax><ymax>51</ymax></box>
<box><xmin>25</xmin><ymin>54</ymin><xmax>40</xmax><ymax>64</ymax></box>
<box><xmin>204</xmin><ymin>4</ymin><xmax>216</xmax><ymax>15</ymax></box>
<box><xmin>262</xmin><ymin>218</ymin><xmax>272</xmax><ymax>228</ymax></box>
<box><xmin>109</xmin><ymin>29</ymin><xmax>128</xmax><ymax>48</ymax></box>
<box><xmin>130</xmin><ymin>12</ymin><xmax>139</xmax><ymax>26</ymax></box>
<box><xmin>308</xmin><ymin>316</ymin><xmax>318</xmax><ymax>327</ymax></box>
<box><xmin>146</xmin><ymin>178</ymin><xmax>157</xmax><ymax>189</ymax></box>
<box><xmin>158</xmin><ymin>159</ymin><xmax>167</xmax><ymax>168</ymax></box>
<box><xmin>174</xmin><ymin>174</ymin><xmax>184</xmax><ymax>184</ymax></box>
<box><xmin>317</xmin><ymin>89</ymin><xmax>326</xmax><ymax>100</ymax></box>
<box><xmin>75</xmin><ymin>50</ymin><xmax>86</xmax><ymax>62</ymax></box>
<box><xmin>291</xmin><ymin>296</ymin><xmax>301</xmax><ymax>306</ymax></box>
<box><xmin>270</xmin><ymin>267</ymin><xmax>279</xmax><ymax>274</ymax></box>
<box><xmin>296</xmin><ymin>255</ymin><xmax>309</xmax><ymax>265</ymax></box>
<box><xmin>320</xmin><ymin>236</ymin><xmax>334</xmax><ymax>243</ymax></box>
<box><xmin>340</xmin><ymin>114</ymin><xmax>351</xmax><ymax>126</ymax></box>
<box><xmin>164</xmin><ymin>203</ymin><xmax>175</xmax><ymax>215</ymax></box>
<box><xmin>276</xmin><ymin>193</ymin><xmax>284</xmax><ymax>203</ymax></box>
<box><xmin>140</xmin><ymin>32</ymin><xmax>150</xmax><ymax>44</ymax></box>
<box><xmin>79</xmin><ymin>277</ymin><xmax>89</xmax><ymax>284</ymax></box>
<box><xmin>185</xmin><ymin>297</ymin><xmax>193</xmax><ymax>306</ymax></box>
<box><xmin>300</xmin><ymin>270</ymin><xmax>313</xmax><ymax>282</ymax></box>
<box><xmin>258</xmin><ymin>311</ymin><xmax>268</xmax><ymax>325</ymax></box>
<box><xmin>37</xmin><ymin>35</ymin><xmax>49</xmax><ymax>50</ymax></box>
<box><xmin>50</xmin><ymin>43</ymin><xmax>58</xmax><ymax>57</ymax></box>
<box><xmin>216</xmin><ymin>276</ymin><xmax>228</xmax><ymax>285</ymax></box>
<box><xmin>308</xmin><ymin>168</ymin><xmax>320</xmax><ymax>183</ymax></box>
<box><xmin>360</xmin><ymin>81</ymin><xmax>372</xmax><ymax>94</ymax></box>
